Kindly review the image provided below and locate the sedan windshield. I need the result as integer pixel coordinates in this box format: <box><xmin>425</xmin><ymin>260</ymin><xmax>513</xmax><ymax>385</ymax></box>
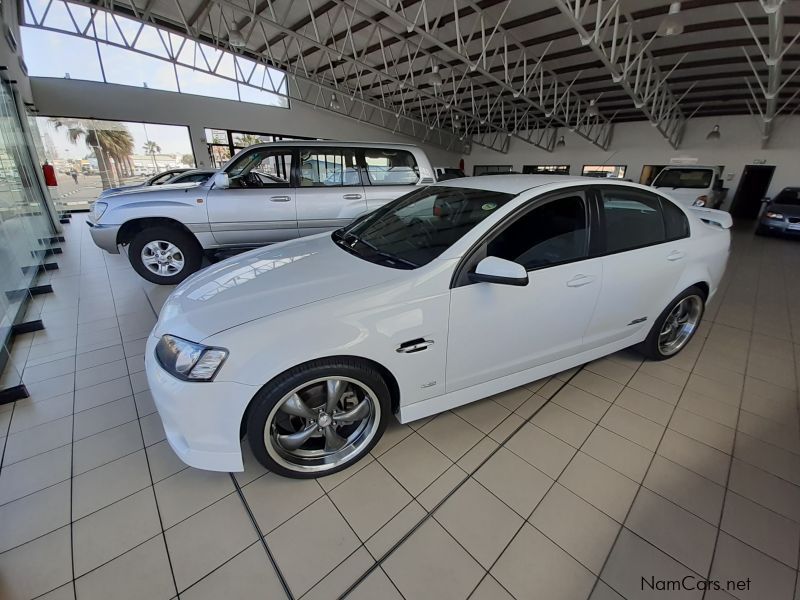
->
<box><xmin>653</xmin><ymin>168</ymin><xmax>713</xmax><ymax>189</ymax></box>
<box><xmin>334</xmin><ymin>186</ymin><xmax>515</xmax><ymax>269</ymax></box>
<box><xmin>773</xmin><ymin>188</ymin><xmax>800</xmax><ymax>206</ymax></box>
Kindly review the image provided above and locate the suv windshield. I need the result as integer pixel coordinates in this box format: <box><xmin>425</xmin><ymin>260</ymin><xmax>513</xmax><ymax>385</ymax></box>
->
<box><xmin>333</xmin><ymin>186</ymin><xmax>515</xmax><ymax>269</ymax></box>
<box><xmin>773</xmin><ymin>188</ymin><xmax>800</xmax><ymax>206</ymax></box>
<box><xmin>653</xmin><ymin>168</ymin><xmax>713</xmax><ymax>189</ymax></box>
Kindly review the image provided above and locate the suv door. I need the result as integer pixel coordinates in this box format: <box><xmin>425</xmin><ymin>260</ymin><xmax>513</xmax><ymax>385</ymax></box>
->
<box><xmin>206</xmin><ymin>147</ymin><xmax>298</xmax><ymax>246</ymax></box>
<box><xmin>583</xmin><ymin>186</ymin><xmax>691</xmax><ymax>348</ymax></box>
<box><xmin>294</xmin><ymin>147</ymin><xmax>367</xmax><ymax>237</ymax></box>
<box><xmin>446</xmin><ymin>191</ymin><xmax>603</xmax><ymax>392</ymax></box>
<box><xmin>360</xmin><ymin>148</ymin><xmax>423</xmax><ymax>212</ymax></box>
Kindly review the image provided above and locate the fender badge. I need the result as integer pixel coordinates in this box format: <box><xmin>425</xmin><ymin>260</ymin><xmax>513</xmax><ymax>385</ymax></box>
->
<box><xmin>627</xmin><ymin>317</ymin><xmax>648</xmax><ymax>325</ymax></box>
<box><xmin>421</xmin><ymin>381</ymin><xmax>436</xmax><ymax>389</ymax></box>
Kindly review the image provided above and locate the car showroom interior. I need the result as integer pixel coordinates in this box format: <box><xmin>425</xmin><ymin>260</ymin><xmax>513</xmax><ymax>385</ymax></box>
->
<box><xmin>1</xmin><ymin>0</ymin><xmax>799</xmax><ymax>599</ymax></box>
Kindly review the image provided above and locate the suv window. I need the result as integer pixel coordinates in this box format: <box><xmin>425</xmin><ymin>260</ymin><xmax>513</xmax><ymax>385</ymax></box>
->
<box><xmin>653</xmin><ymin>168</ymin><xmax>713</xmax><ymax>189</ymax></box>
<box><xmin>487</xmin><ymin>195</ymin><xmax>588</xmax><ymax>270</ymax></box>
<box><xmin>363</xmin><ymin>149</ymin><xmax>419</xmax><ymax>186</ymax></box>
<box><xmin>601</xmin><ymin>189</ymin><xmax>666</xmax><ymax>252</ymax></box>
<box><xmin>227</xmin><ymin>148</ymin><xmax>292</xmax><ymax>188</ymax></box>
<box><xmin>299</xmin><ymin>148</ymin><xmax>360</xmax><ymax>187</ymax></box>
<box><xmin>661</xmin><ymin>198</ymin><xmax>690</xmax><ymax>240</ymax></box>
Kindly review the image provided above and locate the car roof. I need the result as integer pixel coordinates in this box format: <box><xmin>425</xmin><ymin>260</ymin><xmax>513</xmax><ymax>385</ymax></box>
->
<box><xmin>431</xmin><ymin>174</ymin><xmax>603</xmax><ymax>195</ymax></box>
<box><xmin>242</xmin><ymin>140</ymin><xmax>424</xmax><ymax>150</ymax></box>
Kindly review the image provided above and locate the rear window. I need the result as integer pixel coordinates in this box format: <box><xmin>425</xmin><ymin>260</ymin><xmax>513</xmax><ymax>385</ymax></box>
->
<box><xmin>653</xmin><ymin>168</ymin><xmax>713</xmax><ymax>189</ymax></box>
<box><xmin>364</xmin><ymin>149</ymin><xmax>419</xmax><ymax>186</ymax></box>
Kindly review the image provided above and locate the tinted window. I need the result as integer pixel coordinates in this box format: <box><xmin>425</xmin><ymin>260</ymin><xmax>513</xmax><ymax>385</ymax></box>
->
<box><xmin>363</xmin><ymin>149</ymin><xmax>419</xmax><ymax>185</ymax></box>
<box><xmin>150</xmin><ymin>171</ymin><xmax>181</xmax><ymax>185</ymax></box>
<box><xmin>299</xmin><ymin>149</ymin><xmax>360</xmax><ymax>187</ymax></box>
<box><xmin>487</xmin><ymin>196</ymin><xmax>588</xmax><ymax>270</ymax></box>
<box><xmin>473</xmin><ymin>165</ymin><xmax>512</xmax><ymax>176</ymax></box>
<box><xmin>522</xmin><ymin>165</ymin><xmax>570</xmax><ymax>175</ymax></box>
<box><xmin>175</xmin><ymin>172</ymin><xmax>211</xmax><ymax>183</ymax></box>
<box><xmin>337</xmin><ymin>186</ymin><xmax>514</xmax><ymax>268</ymax></box>
<box><xmin>601</xmin><ymin>189</ymin><xmax>665</xmax><ymax>252</ymax></box>
<box><xmin>661</xmin><ymin>198</ymin><xmax>690</xmax><ymax>240</ymax></box>
<box><xmin>773</xmin><ymin>188</ymin><xmax>800</xmax><ymax>206</ymax></box>
<box><xmin>226</xmin><ymin>148</ymin><xmax>292</xmax><ymax>188</ymax></box>
<box><xmin>653</xmin><ymin>168</ymin><xmax>713</xmax><ymax>189</ymax></box>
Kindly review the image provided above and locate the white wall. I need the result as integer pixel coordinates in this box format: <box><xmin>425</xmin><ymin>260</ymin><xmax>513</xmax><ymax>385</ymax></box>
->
<box><xmin>30</xmin><ymin>77</ymin><xmax>461</xmax><ymax>168</ymax></box>
<box><xmin>465</xmin><ymin>114</ymin><xmax>800</xmax><ymax>209</ymax></box>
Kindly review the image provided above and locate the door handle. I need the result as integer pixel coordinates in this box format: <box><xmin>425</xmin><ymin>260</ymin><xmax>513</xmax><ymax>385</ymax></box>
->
<box><xmin>566</xmin><ymin>274</ymin><xmax>595</xmax><ymax>288</ymax></box>
<box><xmin>343</xmin><ymin>193</ymin><xmax>363</xmax><ymax>200</ymax></box>
<box><xmin>269</xmin><ymin>195</ymin><xmax>291</xmax><ymax>202</ymax></box>
<box><xmin>667</xmin><ymin>250</ymin><xmax>686</xmax><ymax>261</ymax></box>
<box><xmin>396</xmin><ymin>338</ymin><xmax>434</xmax><ymax>353</ymax></box>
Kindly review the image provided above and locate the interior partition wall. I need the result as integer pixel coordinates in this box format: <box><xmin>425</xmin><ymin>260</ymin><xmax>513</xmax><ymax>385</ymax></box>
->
<box><xmin>0</xmin><ymin>79</ymin><xmax>56</xmax><ymax>393</ymax></box>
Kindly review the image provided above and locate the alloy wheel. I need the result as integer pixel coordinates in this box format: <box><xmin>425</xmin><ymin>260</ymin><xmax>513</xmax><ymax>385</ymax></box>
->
<box><xmin>658</xmin><ymin>295</ymin><xmax>703</xmax><ymax>356</ymax></box>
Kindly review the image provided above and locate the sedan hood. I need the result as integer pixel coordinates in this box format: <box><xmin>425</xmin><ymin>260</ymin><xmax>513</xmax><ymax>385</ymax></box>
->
<box><xmin>770</xmin><ymin>202</ymin><xmax>800</xmax><ymax>217</ymax></box>
<box><xmin>155</xmin><ymin>234</ymin><xmax>405</xmax><ymax>341</ymax></box>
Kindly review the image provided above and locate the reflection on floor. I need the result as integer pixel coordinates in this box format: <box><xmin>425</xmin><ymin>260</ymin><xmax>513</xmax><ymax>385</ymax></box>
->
<box><xmin>0</xmin><ymin>221</ymin><xmax>799</xmax><ymax>600</ymax></box>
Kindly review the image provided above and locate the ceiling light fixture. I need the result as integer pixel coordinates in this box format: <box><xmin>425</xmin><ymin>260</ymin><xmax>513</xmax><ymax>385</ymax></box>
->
<box><xmin>706</xmin><ymin>124</ymin><xmax>721</xmax><ymax>140</ymax></box>
<box><xmin>429</xmin><ymin>64</ymin><xmax>443</xmax><ymax>88</ymax></box>
<box><xmin>587</xmin><ymin>98</ymin><xmax>600</xmax><ymax>117</ymax></box>
<box><xmin>329</xmin><ymin>94</ymin><xmax>341</xmax><ymax>110</ymax></box>
<box><xmin>657</xmin><ymin>2</ymin><xmax>684</xmax><ymax>37</ymax></box>
<box><xmin>556</xmin><ymin>135</ymin><xmax>566</xmax><ymax>148</ymax></box>
<box><xmin>228</xmin><ymin>25</ymin><xmax>246</xmax><ymax>48</ymax></box>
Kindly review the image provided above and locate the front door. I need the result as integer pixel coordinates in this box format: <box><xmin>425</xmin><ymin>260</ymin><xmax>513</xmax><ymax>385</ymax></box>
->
<box><xmin>206</xmin><ymin>147</ymin><xmax>298</xmax><ymax>246</ymax></box>
<box><xmin>295</xmin><ymin>147</ymin><xmax>367</xmax><ymax>237</ymax></box>
<box><xmin>360</xmin><ymin>147</ymin><xmax>424</xmax><ymax>212</ymax></box>
<box><xmin>446</xmin><ymin>192</ymin><xmax>602</xmax><ymax>392</ymax></box>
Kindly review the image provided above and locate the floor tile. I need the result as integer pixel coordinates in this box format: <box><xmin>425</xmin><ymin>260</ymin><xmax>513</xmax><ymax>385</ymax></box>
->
<box><xmin>417</xmin><ymin>464</ymin><xmax>468</xmax><ymax>511</ymax></box>
<box><xmin>378</xmin><ymin>432</ymin><xmax>451</xmax><ymax>496</ymax></box>
<box><xmin>73</xmin><ymin>488</ymin><xmax>161</xmax><ymax>576</ymax></box>
<box><xmin>558</xmin><ymin>451</ymin><xmax>639</xmax><ymax>523</ymax></box>
<box><xmin>418</xmin><ymin>411</ymin><xmax>484</xmax><ymax>461</ymax></box>
<box><xmin>686</xmin><ymin>373</ymin><xmax>742</xmax><ymax>406</ymax></box>
<box><xmin>734</xmin><ymin>432</ymin><xmax>800</xmax><ymax>485</ymax></box>
<box><xmin>585</xmin><ymin>357</ymin><xmax>636</xmax><ymax>385</ymax></box>
<box><xmin>0</xmin><ymin>445</ymin><xmax>71</xmax><ymax>505</ymax></box>
<box><xmin>728</xmin><ymin>458</ymin><xmax>800</xmax><ymax>522</ymax></box>
<box><xmin>435</xmin><ymin>478</ymin><xmax>523</xmax><ymax>569</ymax></box>
<box><xmin>2</xmin><ymin>415</ymin><xmax>72</xmax><ymax>465</ymax></box>
<box><xmin>73</xmin><ymin>395</ymin><xmax>137</xmax><ymax>440</ymax></box>
<box><xmin>469</xmin><ymin>445</ymin><xmax>548</xmax><ymax>516</ymax></box>
<box><xmin>9</xmin><ymin>392</ymin><xmax>73</xmax><ymax>433</ymax></box>
<box><xmin>679</xmin><ymin>389</ymin><xmax>739</xmax><ymax>428</ymax></box>
<box><xmin>470</xmin><ymin>574</ymin><xmax>515</xmax><ymax>600</ymax></box>
<box><xmin>364</xmin><ymin>500</ymin><xmax>426</xmax><ymax>560</ymax></box>
<box><xmin>180</xmin><ymin>542</ymin><xmax>285</xmax><ymax>600</ymax></box>
<box><xmin>75</xmin><ymin>344</ymin><xmax>125</xmax><ymax>370</ymax></box>
<box><xmin>625</xmin><ymin>487</ymin><xmax>717</xmax><ymax>574</ymax></box>
<box><xmin>643</xmin><ymin>455</ymin><xmax>725</xmax><ymax>524</ymax></box>
<box><xmin>72</xmin><ymin>449</ymin><xmax>151</xmax><ymax>520</ymax></box>
<box><xmin>74</xmin><ymin>534</ymin><xmax>175</xmax><ymax>600</ymax></box>
<box><xmin>73</xmin><ymin>376</ymin><xmax>132</xmax><ymax>412</ymax></box>
<box><xmin>551</xmin><ymin>383</ymin><xmax>611</xmax><ymax>423</ymax></box>
<box><xmin>146</xmin><ymin>440</ymin><xmax>187</xmax><ymax>483</ymax></box>
<box><xmin>266</xmin><ymin>496</ymin><xmax>360</xmax><ymax>597</ymax></box>
<box><xmin>0</xmin><ymin>481</ymin><xmax>71</xmax><ymax>554</ymax></box>
<box><xmin>166</xmin><ymin>492</ymin><xmax>257</xmax><ymax>592</ymax></box>
<box><xmin>532</xmin><ymin>402</ymin><xmax>594</xmax><ymax>447</ymax></box>
<box><xmin>627</xmin><ymin>371</ymin><xmax>683</xmax><ymax>405</ymax></box>
<box><xmin>600</xmin><ymin>405</ymin><xmax>664</xmax><ymax>451</ymax></box>
<box><xmin>582</xmin><ymin>426</ymin><xmax>653</xmax><ymax>482</ymax></box>
<box><xmin>302</xmin><ymin>545</ymin><xmax>374</xmax><ymax>600</ymax></box>
<box><xmin>505</xmin><ymin>422</ymin><xmax>576</xmax><ymax>479</ymax></box>
<box><xmin>454</xmin><ymin>398</ymin><xmax>511</xmax><ymax>434</ymax></box>
<box><xmin>571</xmin><ymin>370</ymin><xmax>624</xmax><ymax>402</ymax></box>
<box><xmin>457</xmin><ymin>436</ymin><xmax>499</xmax><ymax>473</ymax></box>
<box><xmin>492</xmin><ymin>523</ymin><xmax>595</xmax><ymax>600</ymax></box>
<box><xmin>72</xmin><ymin>420</ymin><xmax>143</xmax><ymax>475</ymax></box>
<box><xmin>489</xmin><ymin>386</ymin><xmax>533</xmax><ymax>412</ymax></box>
<box><xmin>75</xmin><ymin>358</ymin><xmax>128</xmax><ymax>390</ymax></box>
<box><xmin>154</xmin><ymin>467</ymin><xmax>235</xmax><ymax>528</ymax></box>
<box><xmin>329</xmin><ymin>461</ymin><xmax>412</xmax><ymax>541</ymax></box>
<box><xmin>369</xmin><ymin>420</ymin><xmax>412</xmax><ymax>457</ymax></box>
<box><xmin>383</xmin><ymin>519</ymin><xmax>484</xmax><ymax>600</ymax></box>
<box><xmin>657</xmin><ymin>429</ymin><xmax>731</xmax><ymax>486</ymax></box>
<box><xmin>614</xmin><ymin>387</ymin><xmax>674</xmax><ymax>426</ymax></box>
<box><xmin>530</xmin><ymin>483</ymin><xmax>620</xmax><ymax>574</ymax></box>
<box><xmin>0</xmin><ymin>526</ymin><xmax>72</xmax><ymax>600</ymax></box>
<box><xmin>22</xmin><ymin>356</ymin><xmax>75</xmax><ymax>385</ymax></box>
<box><xmin>639</xmin><ymin>360</ymin><xmax>692</xmax><ymax>387</ymax></box>
<box><xmin>241</xmin><ymin>472</ymin><xmax>323</xmax><ymax>534</ymax></box>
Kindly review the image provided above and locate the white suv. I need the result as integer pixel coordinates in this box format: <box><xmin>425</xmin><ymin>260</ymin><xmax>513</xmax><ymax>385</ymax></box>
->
<box><xmin>87</xmin><ymin>141</ymin><xmax>435</xmax><ymax>284</ymax></box>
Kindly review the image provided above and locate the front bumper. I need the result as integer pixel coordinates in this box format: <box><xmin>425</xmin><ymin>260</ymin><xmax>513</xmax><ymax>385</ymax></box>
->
<box><xmin>758</xmin><ymin>218</ymin><xmax>800</xmax><ymax>236</ymax></box>
<box><xmin>145</xmin><ymin>336</ymin><xmax>257</xmax><ymax>472</ymax></box>
<box><xmin>87</xmin><ymin>221</ymin><xmax>122</xmax><ymax>254</ymax></box>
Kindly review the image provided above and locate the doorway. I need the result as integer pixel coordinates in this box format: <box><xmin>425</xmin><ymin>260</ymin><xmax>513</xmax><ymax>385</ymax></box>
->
<box><xmin>730</xmin><ymin>165</ymin><xmax>775</xmax><ymax>219</ymax></box>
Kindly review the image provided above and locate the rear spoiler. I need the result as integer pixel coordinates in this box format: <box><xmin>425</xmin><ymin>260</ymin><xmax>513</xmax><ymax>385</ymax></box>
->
<box><xmin>689</xmin><ymin>207</ymin><xmax>733</xmax><ymax>229</ymax></box>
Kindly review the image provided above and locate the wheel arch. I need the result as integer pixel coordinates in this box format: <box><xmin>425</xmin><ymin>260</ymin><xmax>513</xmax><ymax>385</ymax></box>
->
<box><xmin>116</xmin><ymin>217</ymin><xmax>200</xmax><ymax>247</ymax></box>
<box><xmin>238</xmin><ymin>354</ymin><xmax>401</xmax><ymax>439</ymax></box>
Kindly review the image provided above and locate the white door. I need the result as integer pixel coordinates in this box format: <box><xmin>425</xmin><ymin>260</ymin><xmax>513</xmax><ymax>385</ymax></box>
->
<box><xmin>206</xmin><ymin>147</ymin><xmax>298</xmax><ymax>245</ymax></box>
<box><xmin>446</xmin><ymin>192</ymin><xmax>602</xmax><ymax>392</ymax></box>
<box><xmin>295</xmin><ymin>147</ymin><xmax>367</xmax><ymax>237</ymax></box>
<box><xmin>583</xmin><ymin>187</ymin><xmax>691</xmax><ymax>347</ymax></box>
<box><xmin>360</xmin><ymin>147</ymin><xmax>423</xmax><ymax>212</ymax></box>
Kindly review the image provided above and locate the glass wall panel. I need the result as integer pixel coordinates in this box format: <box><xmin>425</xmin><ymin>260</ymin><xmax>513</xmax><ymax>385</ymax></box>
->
<box><xmin>35</xmin><ymin>117</ymin><xmax>195</xmax><ymax>210</ymax></box>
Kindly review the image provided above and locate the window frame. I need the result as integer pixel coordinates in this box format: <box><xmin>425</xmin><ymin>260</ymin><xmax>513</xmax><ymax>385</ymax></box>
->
<box><xmin>473</xmin><ymin>165</ymin><xmax>513</xmax><ymax>176</ymax></box>
<box><xmin>357</xmin><ymin>148</ymin><xmax>420</xmax><ymax>187</ymax></box>
<box><xmin>522</xmin><ymin>165</ymin><xmax>571</xmax><ymax>175</ymax></box>
<box><xmin>451</xmin><ymin>186</ymin><xmax>595</xmax><ymax>289</ymax></box>
<box><xmin>223</xmin><ymin>146</ymin><xmax>296</xmax><ymax>188</ymax></box>
<box><xmin>581</xmin><ymin>164</ymin><xmax>627</xmax><ymax>179</ymax></box>
<box><xmin>590</xmin><ymin>186</ymin><xmax>690</xmax><ymax>257</ymax></box>
<box><xmin>296</xmin><ymin>146</ymin><xmax>364</xmax><ymax>188</ymax></box>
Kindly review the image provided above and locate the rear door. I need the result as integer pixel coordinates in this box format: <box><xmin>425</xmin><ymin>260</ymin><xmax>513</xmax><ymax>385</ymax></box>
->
<box><xmin>583</xmin><ymin>186</ymin><xmax>691</xmax><ymax>348</ymax></box>
<box><xmin>360</xmin><ymin>147</ymin><xmax>423</xmax><ymax>212</ymax></box>
<box><xmin>294</xmin><ymin>146</ymin><xmax>367</xmax><ymax>237</ymax></box>
<box><xmin>206</xmin><ymin>147</ymin><xmax>298</xmax><ymax>246</ymax></box>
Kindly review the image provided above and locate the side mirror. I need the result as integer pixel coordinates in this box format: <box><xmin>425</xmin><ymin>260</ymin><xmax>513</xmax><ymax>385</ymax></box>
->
<box><xmin>212</xmin><ymin>172</ymin><xmax>230</xmax><ymax>189</ymax></box>
<box><xmin>469</xmin><ymin>256</ymin><xmax>528</xmax><ymax>286</ymax></box>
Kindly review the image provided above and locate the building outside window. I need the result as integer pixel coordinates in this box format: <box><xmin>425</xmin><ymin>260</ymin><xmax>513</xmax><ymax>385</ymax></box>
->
<box><xmin>204</xmin><ymin>129</ymin><xmax>310</xmax><ymax>169</ymax></box>
<box><xmin>582</xmin><ymin>165</ymin><xmax>627</xmax><ymax>179</ymax></box>
<box><xmin>523</xmin><ymin>165</ymin><xmax>571</xmax><ymax>175</ymax></box>
<box><xmin>473</xmin><ymin>165</ymin><xmax>513</xmax><ymax>176</ymax></box>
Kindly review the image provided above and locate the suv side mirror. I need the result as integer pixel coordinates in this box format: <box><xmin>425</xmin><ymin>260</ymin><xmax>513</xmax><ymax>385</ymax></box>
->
<box><xmin>212</xmin><ymin>172</ymin><xmax>230</xmax><ymax>189</ymax></box>
<box><xmin>469</xmin><ymin>256</ymin><xmax>528</xmax><ymax>286</ymax></box>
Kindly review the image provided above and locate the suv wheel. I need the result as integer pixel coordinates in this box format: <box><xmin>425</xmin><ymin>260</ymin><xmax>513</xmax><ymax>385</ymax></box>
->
<box><xmin>129</xmin><ymin>226</ymin><xmax>202</xmax><ymax>284</ymax></box>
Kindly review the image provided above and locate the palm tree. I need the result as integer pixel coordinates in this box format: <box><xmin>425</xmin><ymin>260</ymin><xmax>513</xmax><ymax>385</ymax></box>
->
<box><xmin>143</xmin><ymin>141</ymin><xmax>161</xmax><ymax>172</ymax></box>
<box><xmin>97</xmin><ymin>127</ymin><xmax>135</xmax><ymax>183</ymax></box>
<box><xmin>50</xmin><ymin>117</ymin><xmax>115</xmax><ymax>189</ymax></box>
<box><xmin>236</xmin><ymin>134</ymin><xmax>262</xmax><ymax>148</ymax></box>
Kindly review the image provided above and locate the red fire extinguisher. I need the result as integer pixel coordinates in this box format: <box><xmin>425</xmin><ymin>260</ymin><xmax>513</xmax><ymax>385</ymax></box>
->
<box><xmin>42</xmin><ymin>162</ymin><xmax>58</xmax><ymax>187</ymax></box>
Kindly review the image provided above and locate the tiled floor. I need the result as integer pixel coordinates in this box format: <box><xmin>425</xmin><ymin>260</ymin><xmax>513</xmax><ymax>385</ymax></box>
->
<box><xmin>1</xmin><ymin>220</ymin><xmax>799</xmax><ymax>600</ymax></box>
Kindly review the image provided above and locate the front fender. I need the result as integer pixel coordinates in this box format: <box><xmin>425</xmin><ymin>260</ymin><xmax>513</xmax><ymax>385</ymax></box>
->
<box><xmin>103</xmin><ymin>190</ymin><xmax>209</xmax><ymax>226</ymax></box>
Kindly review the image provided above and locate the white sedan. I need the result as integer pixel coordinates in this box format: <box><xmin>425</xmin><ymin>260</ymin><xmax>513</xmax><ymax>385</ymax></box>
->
<box><xmin>145</xmin><ymin>176</ymin><xmax>731</xmax><ymax>477</ymax></box>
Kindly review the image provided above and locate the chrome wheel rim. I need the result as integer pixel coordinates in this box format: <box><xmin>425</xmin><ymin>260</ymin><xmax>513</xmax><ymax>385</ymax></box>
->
<box><xmin>265</xmin><ymin>376</ymin><xmax>381</xmax><ymax>473</ymax></box>
<box><xmin>141</xmin><ymin>240</ymin><xmax>184</xmax><ymax>277</ymax></box>
<box><xmin>658</xmin><ymin>295</ymin><xmax>703</xmax><ymax>356</ymax></box>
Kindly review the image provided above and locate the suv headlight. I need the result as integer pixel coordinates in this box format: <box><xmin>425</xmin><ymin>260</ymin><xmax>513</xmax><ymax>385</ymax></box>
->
<box><xmin>155</xmin><ymin>335</ymin><xmax>228</xmax><ymax>381</ymax></box>
<box><xmin>92</xmin><ymin>201</ymin><xmax>108</xmax><ymax>221</ymax></box>
<box><xmin>692</xmin><ymin>195</ymin><xmax>708</xmax><ymax>207</ymax></box>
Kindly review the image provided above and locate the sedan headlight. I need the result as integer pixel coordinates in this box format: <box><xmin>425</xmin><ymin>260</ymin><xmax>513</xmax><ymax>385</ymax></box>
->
<box><xmin>92</xmin><ymin>201</ymin><xmax>108</xmax><ymax>221</ymax></box>
<box><xmin>692</xmin><ymin>195</ymin><xmax>708</xmax><ymax>207</ymax></box>
<box><xmin>765</xmin><ymin>211</ymin><xmax>784</xmax><ymax>220</ymax></box>
<box><xmin>155</xmin><ymin>335</ymin><xmax>228</xmax><ymax>381</ymax></box>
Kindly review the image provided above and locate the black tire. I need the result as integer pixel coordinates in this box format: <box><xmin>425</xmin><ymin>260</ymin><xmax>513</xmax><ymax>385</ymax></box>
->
<box><xmin>637</xmin><ymin>285</ymin><xmax>706</xmax><ymax>361</ymax></box>
<box><xmin>247</xmin><ymin>358</ymin><xmax>391</xmax><ymax>478</ymax></box>
<box><xmin>129</xmin><ymin>226</ymin><xmax>202</xmax><ymax>284</ymax></box>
